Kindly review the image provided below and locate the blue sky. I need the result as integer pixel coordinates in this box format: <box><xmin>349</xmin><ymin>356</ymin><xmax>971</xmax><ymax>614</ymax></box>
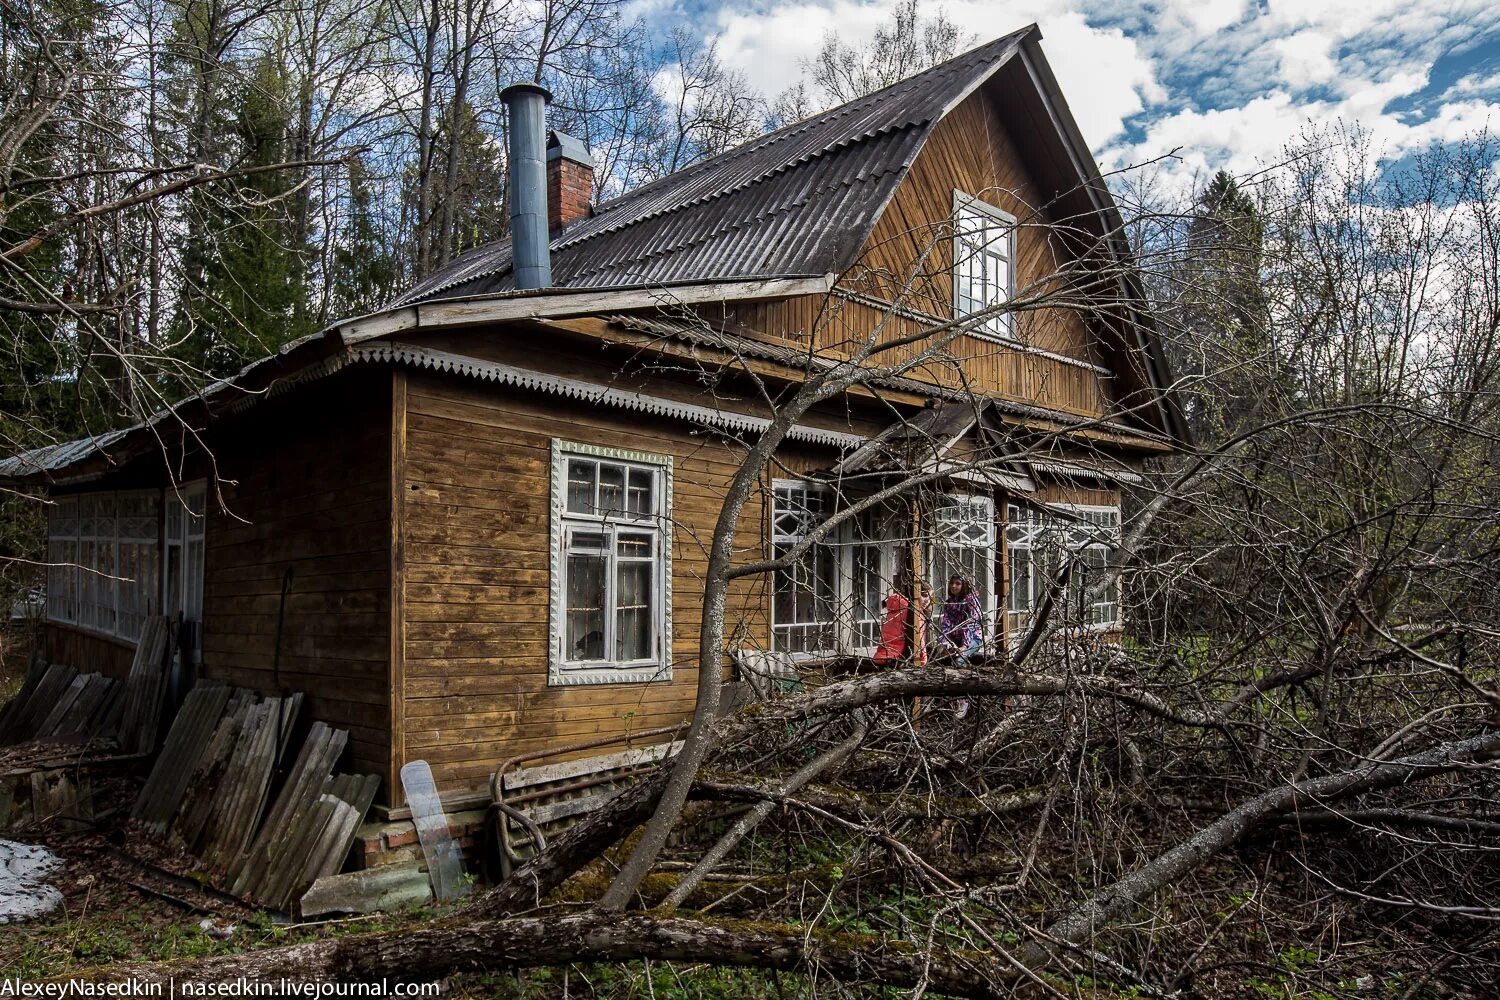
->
<box><xmin>637</xmin><ymin>0</ymin><xmax>1500</xmax><ymax>196</ymax></box>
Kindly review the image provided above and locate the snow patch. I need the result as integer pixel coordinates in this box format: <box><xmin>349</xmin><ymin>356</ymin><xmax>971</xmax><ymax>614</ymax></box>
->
<box><xmin>0</xmin><ymin>839</ymin><xmax>64</xmax><ymax>924</ymax></box>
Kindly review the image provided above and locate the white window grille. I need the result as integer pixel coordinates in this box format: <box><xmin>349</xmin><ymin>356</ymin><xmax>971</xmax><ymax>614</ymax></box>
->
<box><xmin>953</xmin><ymin>191</ymin><xmax>1016</xmax><ymax>338</ymax></box>
<box><xmin>1006</xmin><ymin>504</ymin><xmax>1122</xmax><ymax>634</ymax></box>
<box><xmin>847</xmin><ymin>509</ymin><xmax>897</xmax><ymax>651</ymax></box>
<box><xmin>771</xmin><ymin>483</ymin><xmax>839</xmax><ymax>655</ymax></box>
<box><xmin>929</xmin><ymin>494</ymin><xmax>998</xmax><ymax>637</ymax></box>
<box><xmin>772</xmin><ymin>487</ymin><xmax>997</xmax><ymax>659</ymax></box>
<box><xmin>550</xmin><ymin>441</ymin><xmax>672</xmax><ymax>685</ymax></box>
<box><xmin>46</xmin><ymin>490</ymin><xmax>160</xmax><ymax>642</ymax></box>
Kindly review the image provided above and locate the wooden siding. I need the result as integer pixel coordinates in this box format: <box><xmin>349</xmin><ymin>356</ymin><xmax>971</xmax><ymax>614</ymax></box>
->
<box><xmin>1031</xmin><ymin>482</ymin><xmax>1121</xmax><ymax>509</ymax></box>
<box><xmin>44</xmin><ymin>623</ymin><xmax>136</xmax><ymax>681</ymax></box>
<box><xmin>398</xmin><ymin>368</ymin><xmax>774</xmax><ymax>799</ymax></box>
<box><xmin>200</xmin><ymin>370</ymin><xmax>393</xmax><ymax>787</ymax></box>
<box><xmin>728</xmin><ymin>82</ymin><xmax>1122</xmax><ymax>422</ymax></box>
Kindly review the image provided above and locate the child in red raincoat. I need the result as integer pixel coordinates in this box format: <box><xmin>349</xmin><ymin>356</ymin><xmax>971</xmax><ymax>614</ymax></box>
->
<box><xmin>874</xmin><ymin>574</ymin><xmax>928</xmax><ymax>666</ymax></box>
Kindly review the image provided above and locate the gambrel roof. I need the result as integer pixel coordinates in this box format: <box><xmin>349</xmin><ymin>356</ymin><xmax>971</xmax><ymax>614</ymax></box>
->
<box><xmin>397</xmin><ymin>27</ymin><xmax>1033</xmax><ymax>304</ymax></box>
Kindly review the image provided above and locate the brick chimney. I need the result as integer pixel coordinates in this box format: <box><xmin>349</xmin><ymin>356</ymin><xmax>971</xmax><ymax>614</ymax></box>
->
<box><xmin>546</xmin><ymin>131</ymin><xmax>594</xmax><ymax>231</ymax></box>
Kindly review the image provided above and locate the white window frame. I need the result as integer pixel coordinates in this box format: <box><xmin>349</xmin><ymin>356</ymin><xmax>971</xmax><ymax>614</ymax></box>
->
<box><xmin>46</xmin><ymin>497</ymin><xmax>80</xmax><ymax>627</ymax></box>
<box><xmin>162</xmin><ymin>481</ymin><xmax>207</xmax><ymax>657</ymax></box>
<box><xmin>770</xmin><ymin>480</ymin><xmax>841</xmax><ymax>658</ymax></box>
<box><xmin>952</xmin><ymin>190</ymin><xmax>1016</xmax><ymax>341</ymax></box>
<box><xmin>771</xmin><ymin>485</ymin><xmax>1004</xmax><ymax>660</ymax></box>
<box><xmin>45</xmin><ymin>489</ymin><xmax>161</xmax><ymax>643</ymax></box>
<box><xmin>549</xmin><ymin>440</ymin><xmax>673</xmax><ymax>685</ymax></box>
<box><xmin>845</xmin><ymin>507</ymin><xmax>902</xmax><ymax>655</ymax></box>
<box><xmin>1006</xmin><ymin>502</ymin><xmax>1122</xmax><ymax>635</ymax></box>
<box><xmin>928</xmin><ymin>493</ymin><xmax>998</xmax><ymax>642</ymax></box>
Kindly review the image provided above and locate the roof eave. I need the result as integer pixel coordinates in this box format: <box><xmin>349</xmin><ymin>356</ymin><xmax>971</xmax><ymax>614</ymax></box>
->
<box><xmin>1013</xmin><ymin>38</ymin><xmax>1192</xmax><ymax>449</ymax></box>
<box><xmin>331</xmin><ymin>275</ymin><xmax>838</xmax><ymax>350</ymax></box>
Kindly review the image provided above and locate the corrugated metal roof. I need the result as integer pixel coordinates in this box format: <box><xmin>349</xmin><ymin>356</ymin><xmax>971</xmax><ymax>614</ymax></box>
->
<box><xmin>0</xmin><ymin>331</ymin><xmax>331</xmax><ymax>482</ymax></box>
<box><xmin>396</xmin><ymin>28</ymin><xmax>1032</xmax><ymax>305</ymax></box>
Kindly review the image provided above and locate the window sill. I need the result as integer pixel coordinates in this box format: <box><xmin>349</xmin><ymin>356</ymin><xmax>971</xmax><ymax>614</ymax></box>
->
<box><xmin>1007</xmin><ymin>622</ymin><xmax>1122</xmax><ymax>640</ymax></box>
<box><xmin>549</xmin><ymin>663</ymin><xmax>673</xmax><ymax>686</ymax></box>
<box><xmin>960</xmin><ymin>325</ymin><xmax>1019</xmax><ymax>347</ymax></box>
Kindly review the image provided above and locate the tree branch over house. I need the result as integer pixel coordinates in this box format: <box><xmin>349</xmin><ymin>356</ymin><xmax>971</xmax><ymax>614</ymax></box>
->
<box><xmin>3</xmin><ymin>13</ymin><xmax>1500</xmax><ymax>998</ymax></box>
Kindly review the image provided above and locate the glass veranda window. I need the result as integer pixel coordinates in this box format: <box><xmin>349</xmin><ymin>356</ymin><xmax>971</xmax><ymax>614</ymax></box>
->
<box><xmin>553</xmin><ymin>447</ymin><xmax>671</xmax><ymax>683</ymax></box>
<box><xmin>771</xmin><ymin>484</ymin><xmax>838</xmax><ymax>655</ymax></box>
<box><xmin>848</xmin><ymin>509</ymin><xmax>896</xmax><ymax>650</ymax></box>
<box><xmin>953</xmin><ymin>193</ymin><xmax>1015</xmax><ymax>337</ymax></box>
<box><xmin>46</xmin><ymin>490</ymin><xmax>160</xmax><ymax>643</ymax></box>
<box><xmin>163</xmin><ymin>482</ymin><xmax>206</xmax><ymax>657</ymax></box>
<box><xmin>1006</xmin><ymin>504</ymin><xmax>1122</xmax><ymax>633</ymax></box>
<box><xmin>929</xmin><ymin>495</ymin><xmax>997</xmax><ymax>628</ymax></box>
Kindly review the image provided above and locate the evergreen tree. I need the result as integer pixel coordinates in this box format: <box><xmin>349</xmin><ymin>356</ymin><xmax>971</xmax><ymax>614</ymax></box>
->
<box><xmin>0</xmin><ymin>0</ymin><xmax>121</xmax><ymax>447</ymax></box>
<box><xmin>405</xmin><ymin>98</ymin><xmax>506</xmax><ymax>270</ymax></box>
<box><xmin>172</xmin><ymin>51</ymin><xmax>313</xmax><ymax>377</ymax></box>
<box><xmin>328</xmin><ymin>155</ymin><xmax>397</xmax><ymax>316</ymax></box>
<box><xmin>1174</xmin><ymin>169</ymin><xmax>1274</xmax><ymax>438</ymax></box>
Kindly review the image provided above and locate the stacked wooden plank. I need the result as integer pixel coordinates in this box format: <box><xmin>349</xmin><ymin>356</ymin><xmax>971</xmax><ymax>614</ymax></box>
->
<box><xmin>130</xmin><ymin>683</ymin><xmax>232</xmax><ymax>833</ymax></box>
<box><xmin>0</xmin><ymin>614</ymin><xmax>173</xmax><ymax>753</ymax></box>
<box><xmin>0</xmin><ymin>665</ymin><xmax>127</xmax><ymax>746</ymax></box>
<box><xmin>117</xmin><ymin>615</ymin><xmax>172</xmax><ymax>754</ymax></box>
<box><xmin>232</xmin><ymin>723</ymin><xmax>381</xmax><ymax>912</ymax></box>
<box><xmin>0</xmin><ymin>658</ymin><xmax>48</xmax><ymax>739</ymax></box>
<box><xmin>0</xmin><ymin>664</ymin><xmax>79</xmax><ymax>744</ymax></box>
<box><xmin>134</xmin><ymin>694</ymin><xmax>380</xmax><ymax>912</ymax></box>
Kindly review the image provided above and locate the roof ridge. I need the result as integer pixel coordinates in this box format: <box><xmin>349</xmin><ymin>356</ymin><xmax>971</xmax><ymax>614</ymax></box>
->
<box><xmin>591</xmin><ymin>27</ymin><xmax>1034</xmax><ymax>218</ymax></box>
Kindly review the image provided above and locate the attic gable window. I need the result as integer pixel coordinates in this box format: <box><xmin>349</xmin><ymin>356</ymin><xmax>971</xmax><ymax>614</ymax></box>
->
<box><xmin>953</xmin><ymin>191</ymin><xmax>1016</xmax><ymax>338</ymax></box>
<box><xmin>549</xmin><ymin>440</ymin><xmax>673</xmax><ymax>686</ymax></box>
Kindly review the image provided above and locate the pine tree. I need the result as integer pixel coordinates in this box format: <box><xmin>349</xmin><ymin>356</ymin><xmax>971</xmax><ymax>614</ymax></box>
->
<box><xmin>328</xmin><ymin>155</ymin><xmax>397</xmax><ymax>317</ymax></box>
<box><xmin>1176</xmin><ymin>170</ymin><xmax>1274</xmax><ymax>438</ymax></box>
<box><xmin>405</xmin><ymin>97</ymin><xmax>506</xmax><ymax>270</ymax></box>
<box><xmin>0</xmin><ymin>0</ymin><xmax>121</xmax><ymax>445</ymax></box>
<box><xmin>172</xmin><ymin>51</ymin><xmax>313</xmax><ymax>377</ymax></box>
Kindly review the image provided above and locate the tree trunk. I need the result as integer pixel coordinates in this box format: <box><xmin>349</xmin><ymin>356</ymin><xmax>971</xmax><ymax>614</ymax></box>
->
<box><xmin>76</xmin><ymin>912</ymin><xmax>1022</xmax><ymax>999</ymax></box>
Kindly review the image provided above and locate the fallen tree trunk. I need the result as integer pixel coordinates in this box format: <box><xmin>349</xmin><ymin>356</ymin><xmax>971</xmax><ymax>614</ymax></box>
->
<box><xmin>699</xmin><ymin>779</ymin><xmax>1050</xmax><ymax>823</ymax></box>
<box><xmin>663</xmin><ymin>710</ymin><xmax>870</xmax><ymax>908</ymax></box>
<box><xmin>478</xmin><ymin>771</ymin><xmax>669</xmax><ymax>916</ymax></box>
<box><xmin>478</xmin><ymin>667</ymin><xmax>1220</xmax><ymax>918</ymax></box>
<box><xmin>79</xmin><ymin>911</ymin><xmax>1023</xmax><ymax>999</ymax></box>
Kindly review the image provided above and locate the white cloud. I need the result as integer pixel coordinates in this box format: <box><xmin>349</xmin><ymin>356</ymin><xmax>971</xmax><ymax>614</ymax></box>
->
<box><xmin>708</xmin><ymin>0</ymin><xmax>1163</xmax><ymax>148</ymax></box>
<box><xmin>673</xmin><ymin>0</ymin><xmax>1500</xmax><ymax>200</ymax></box>
<box><xmin>1159</xmin><ymin>0</ymin><xmax>1247</xmax><ymax>36</ymax></box>
<box><xmin>1446</xmin><ymin>71</ymin><xmax>1500</xmax><ymax>99</ymax></box>
<box><xmin>1272</xmin><ymin>30</ymin><xmax>1336</xmax><ymax>89</ymax></box>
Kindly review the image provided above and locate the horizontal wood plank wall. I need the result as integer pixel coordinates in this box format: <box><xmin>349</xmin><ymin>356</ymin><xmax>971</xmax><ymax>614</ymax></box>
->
<box><xmin>1030</xmin><ymin>482</ymin><xmax>1122</xmax><ymax>508</ymax></box>
<box><xmin>400</xmin><ymin>369</ymin><xmax>771</xmax><ymax>797</ymax></box>
<box><xmin>728</xmin><ymin>83</ymin><xmax>1121</xmax><ymax>421</ymax></box>
<box><xmin>201</xmin><ymin>370</ymin><xmax>392</xmax><ymax>787</ymax></box>
<box><xmin>44</xmin><ymin>623</ymin><xmax>136</xmax><ymax>680</ymax></box>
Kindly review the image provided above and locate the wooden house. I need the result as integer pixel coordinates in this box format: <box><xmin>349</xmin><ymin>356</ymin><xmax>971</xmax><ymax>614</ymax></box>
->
<box><xmin>0</xmin><ymin>25</ymin><xmax>1187</xmax><ymax>813</ymax></box>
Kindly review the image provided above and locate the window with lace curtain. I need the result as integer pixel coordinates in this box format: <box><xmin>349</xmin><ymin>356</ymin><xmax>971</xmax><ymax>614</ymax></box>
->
<box><xmin>549</xmin><ymin>441</ymin><xmax>672</xmax><ymax>685</ymax></box>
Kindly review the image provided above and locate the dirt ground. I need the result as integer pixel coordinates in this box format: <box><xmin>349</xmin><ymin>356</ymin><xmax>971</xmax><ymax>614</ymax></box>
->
<box><xmin>0</xmin><ymin>772</ymin><xmax>438</xmax><ymax>982</ymax></box>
